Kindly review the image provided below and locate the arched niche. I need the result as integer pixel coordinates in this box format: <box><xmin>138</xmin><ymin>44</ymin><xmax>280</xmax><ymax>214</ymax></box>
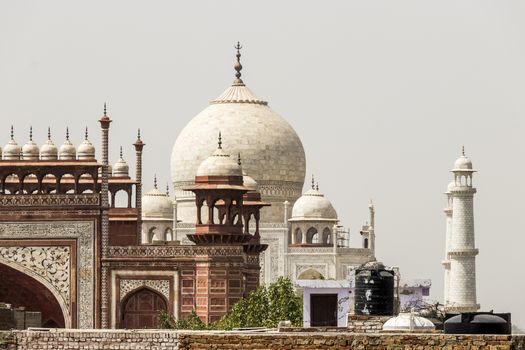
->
<box><xmin>120</xmin><ymin>287</ymin><xmax>167</xmax><ymax>329</ymax></box>
<box><xmin>0</xmin><ymin>261</ymin><xmax>68</xmax><ymax>328</ymax></box>
<box><xmin>297</xmin><ymin>268</ymin><xmax>324</xmax><ymax>280</ymax></box>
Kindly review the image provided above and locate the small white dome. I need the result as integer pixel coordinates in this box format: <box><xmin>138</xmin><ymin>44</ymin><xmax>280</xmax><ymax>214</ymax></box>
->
<box><xmin>291</xmin><ymin>187</ymin><xmax>338</xmax><ymax>220</ymax></box>
<box><xmin>22</xmin><ymin>128</ymin><xmax>39</xmax><ymax>160</ymax></box>
<box><xmin>143</xmin><ymin>182</ymin><xmax>174</xmax><ymax>219</ymax></box>
<box><xmin>383</xmin><ymin>313</ymin><xmax>435</xmax><ymax>331</ymax></box>
<box><xmin>243</xmin><ymin>174</ymin><xmax>258</xmax><ymax>191</ymax></box>
<box><xmin>77</xmin><ymin>129</ymin><xmax>95</xmax><ymax>160</ymax></box>
<box><xmin>40</xmin><ymin>129</ymin><xmax>58</xmax><ymax>160</ymax></box>
<box><xmin>446</xmin><ymin>181</ymin><xmax>455</xmax><ymax>193</ymax></box>
<box><xmin>453</xmin><ymin>148</ymin><xmax>473</xmax><ymax>170</ymax></box>
<box><xmin>3</xmin><ymin>127</ymin><xmax>21</xmax><ymax>160</ymax></box>
<box><xmin>113</xmin><ymin>148</ymin><xmax>129</xmax><ymax>177</ymax></box>
<box><xmin>196</xmin><ymin>146</ymin><xmax>242</xmax><ymax>177</ymax></box>
<box><xmin>59</xmin><ymin>129</ymin><xmax>76</xmax><ymax>160</ymax></box>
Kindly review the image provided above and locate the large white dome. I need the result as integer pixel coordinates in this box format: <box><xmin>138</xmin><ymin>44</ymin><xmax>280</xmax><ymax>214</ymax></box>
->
<box><xmin>171</xmin><ymin>65</ymin><xmax>306</xmax><ymax>223</ymax></box>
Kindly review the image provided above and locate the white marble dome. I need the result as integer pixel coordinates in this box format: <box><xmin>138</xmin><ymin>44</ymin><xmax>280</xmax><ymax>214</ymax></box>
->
<box><xmin>78</xmin><ymin>129</ymin><xmax>96</xmax><ymax>160</ymax></box>
<box><xmin>143</xmin><ymin>187</ymin><xmax>174</xmax><ymax>219</ymax></box>
<box><xmin>40</xmin><ymin>130</ymin><xmax>58</xmax><ymax>160</ymax></box>
<box><xmin>3</xmin><ymin>127</ymin><xmax>21</xmax><ymax>160</ymax></box>
<box><xmin>446</xmin><ymin>181</ymin><xmax>455</xmax><ymax>193</ymax></box>
<box><xmin>453</xmin><ymin>148</ymin><xmax>473</xmax><ymax>171</ymax></box>
<box><xmin>171</xmin><ymin>70</ymin><xmax>305</xmax><ymax>223</ymax></box>
<box><xmin>196</xmin><ymin>147</ymin><xmax>242</xmax><ymax>177</ymax></box>
<box><xmin>291</xmin><ymin>188</ymin><xmax>338</xmax><ymax>220</ymax></box>
<box><xmin>113</xmin><ymin>148</ymin><xmax>130</xmax><ymax>177</ymax></box>
<box><xmin>59</xmin><ymin>132</ymin><xmax>77</xmax><ymax>160</ymax></box>
<box><xmin>22</xmin><ymin>129</ymin><xmax>39</xmax><ymax>160</ymax></box>
<box><xmin>382</xmin><ymin>313</ymin><xmax>435</xmax><ymax>331</ymax></box>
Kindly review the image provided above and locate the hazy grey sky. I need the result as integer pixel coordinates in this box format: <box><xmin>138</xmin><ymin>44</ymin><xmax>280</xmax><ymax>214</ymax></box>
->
<box><xmin>2</xmin><ymin>1</ymin><xmax>525</xmax><ymax>329</ymax></box>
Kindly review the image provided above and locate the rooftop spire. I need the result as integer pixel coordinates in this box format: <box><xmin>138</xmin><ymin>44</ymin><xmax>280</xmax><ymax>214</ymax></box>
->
<box><xmin>29</xmin><ymin>126</ymin><xmax>33</xmax><ymax>141</ymax></box>
<box><xmin>120</xmin><ymin>146</ymin><xmax>123</xmax><ymax>158</ymax></box>
<box><xmin>237</xmin><ymin>153</ymin><xmax>242</xmax><ymax>166</ymax></box>
<box><xmin>311</xmin><ymin>174</ymin><xmax>315</xmax><ymax>190</ymax></box>
<box><xmin>154</xmin><ymin>174</ymin><xmax>157</xmax><ymax>189</ymax></box>
<box><xmin>316</xmin><ymin>182</ymin><xmax>319</xmax><ymax>191</ymax></box>
<box><xmin>137</xmin><ymin>128</ymin><xmax>141</xmax><ymax>140</ymax></box>
<box><xmin>218</xmin><ymin>131</ymin><xmax>222</xmax><ymax>149</ymax></box>
<box><xmin>104</xmin><ymin>102</ymin><xmax>107</xmax><ymax>116</ymax></box>
<box><xmin>10</xmin><ymin>125</ymin><xmax>13</xmax><ymax>140</ymax></box>
<box><xmin>166</xmin><ymin>183</ymin><xmax>169</xmax><ymax>196</ymax></box>
<box><xmin>462</xmin><ymin>145</ymin><xmax>465</xmax><ymax>156</ymax></box>
<box><xmin>233</xmin><ymin>41</ymin><xmax>244</xmax><ymax>86</ymax></box>
<box><xmin>47</xmin><ymin>127</ymin><xmax>51</xmax><ymax>140</ymax></box>
<box><xmin>66</xmin><ymin>127</ymin><xmax>70</xmax><ymax>140</ymax></box>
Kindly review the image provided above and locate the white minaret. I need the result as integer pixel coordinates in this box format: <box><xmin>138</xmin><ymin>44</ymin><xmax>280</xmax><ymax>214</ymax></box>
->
<box><xmin>446</xmin><ymin>147</ymin><xmax>480</xmax><ymax>312</ymax></box>
<box><xmin>442</xmin><ymin>181</ymin><xmax>454</xmax><ymax>305</ymax></box>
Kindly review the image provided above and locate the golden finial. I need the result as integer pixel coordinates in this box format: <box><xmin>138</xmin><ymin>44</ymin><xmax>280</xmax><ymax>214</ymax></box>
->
<box><xmin>233</xmin><ymin>41</ymin><xmax>244</xmax><ymax>85</ymax></box>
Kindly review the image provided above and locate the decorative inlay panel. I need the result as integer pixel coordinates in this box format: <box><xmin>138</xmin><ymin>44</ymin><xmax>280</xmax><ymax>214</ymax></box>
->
<box><xmin>0</xmin><ymin>246</ymin><xmax>70</xmax><ymax>309</ymax></box>
<box><xmin>0</xmin><ymin>194</ymin><xmax>99</xmax><ymax>207</ymax></box>
<box><xmin>0</xmin><ymin>221</ymin><xmax>95</xmax><ymax>329</ymax></box>
<box><xmin>120</xmin><ymin>279</ymin><xmax>170</xmax><ymax>300</ymax></box>
<box><xmin>108</xmin><ymin>245</ymin><xmax>244</xmax><ymax>258</ymax></box>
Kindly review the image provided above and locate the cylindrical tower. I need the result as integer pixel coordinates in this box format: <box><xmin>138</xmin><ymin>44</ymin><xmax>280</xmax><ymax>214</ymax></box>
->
<box><xmin>442</xmin><ymin>181</ymin><xmax>454</xmax><ymax>305</ymax></box>
<box><xmin>446</xmin><ymin>147</ymin><xmax>480</xmax><ymax>312</ymax></box>
<box><xmin>133</xmin><ymin>129</ymin><xmax>145</xmax><ymax>244</ymax></box>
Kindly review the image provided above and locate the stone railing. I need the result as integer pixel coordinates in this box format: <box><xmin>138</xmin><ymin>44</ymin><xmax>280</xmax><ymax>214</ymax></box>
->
<box><xmin>0</xmin><ymin>194</ymin><xmax>100</xmax><ymax>207</ymax></box>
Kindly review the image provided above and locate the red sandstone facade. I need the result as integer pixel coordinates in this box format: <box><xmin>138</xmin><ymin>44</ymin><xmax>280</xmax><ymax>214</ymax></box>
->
<box><xmin>0</xmin><ymin>109</ymin><xmax>266</xmax><ymax>329</ymax></box>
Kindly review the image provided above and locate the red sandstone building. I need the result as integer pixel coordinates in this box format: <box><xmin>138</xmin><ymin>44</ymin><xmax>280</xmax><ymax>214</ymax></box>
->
<box><xmin>0</xmin><ymin>111</ymin><xmax>266</xmax><ymax>329</ymax></box>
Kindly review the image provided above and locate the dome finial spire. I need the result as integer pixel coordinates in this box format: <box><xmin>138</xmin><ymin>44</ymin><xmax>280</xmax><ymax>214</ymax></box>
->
<box><xmin>166</xmin><ymin>183</ymin><xmax>169</xmax><ymax>196</ymax></box>
<box><xmin>316</xmin><ymin>182</ymin><xmax>319</xmax><ymax>191</ymax></box>
<box><xmin>237</xmin><ymin>152</ymin><xmax>242</xmax><ymax>166</ymax></box>
<box><xmin>29</xmin><ymin>126</ymin><xmax>33</xmax><ymax>141</ymax></box>
<box><xmin>66</xmin><ymin>127</ymin><xmax>70</xmax><ymax>140</ymax></box>
<box><xmin>218</xmin><ymin>131</ymin><xmax>222</xmax><ymax>149</ymax></box>
<box><xmin>84</xmin><ymin>127</ymin><xmax>88</xmax><ymax>140</ymax></box>
<box><xmin>462</xmin><ymin>145</ymin><xmax>465</xmax><ymax>156</ymax></box>
<box><xmin>119</xmin><ymin>146</ymin><xmax>123</xmax><ymax>158</ymax></box>
<box><xmin>233</xmin><ymin>41</ymin><xmax>244</xmax><ymax>86</ymax></box>
<box><xmin>154</xmin><ymin>174</ymin><xmax>157</xmax><ymax>189</ymax></box>
<box><xmin>104</xmin><ymin>102</ymin><xmax>107</xmax><ymax>116</ymax></box>
<box><xmin>137</xmin><ymin>128</ymin><xmax>141</xmax><ymax>140</ymax></box>
<box><xmin>10</xmin><ymin>125</ymin><xmax>14</xmax><ymax>140</ymax></box>
<box><xmin>47</xmin><ymin>127</ymin><xmax>51</xmax><ymax>140</ymax></box>
<box><xmin>311</xmin><ymin>174</ymin><xmax>315</xmax><ymax>190</ymax></box>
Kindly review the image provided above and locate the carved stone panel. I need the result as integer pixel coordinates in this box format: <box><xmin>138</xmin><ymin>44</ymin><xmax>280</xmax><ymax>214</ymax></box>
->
<box><xmin>120</xmin><ymin>279</ymin><xmax>170</xmax><ymax>301</ymax></box>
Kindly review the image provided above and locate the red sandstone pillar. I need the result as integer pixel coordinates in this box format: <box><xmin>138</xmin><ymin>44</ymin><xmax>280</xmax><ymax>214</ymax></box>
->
<box><xmin>133</xmin><ymin>130</ymin><xmax>145</xmax><ymax>244</ymax></box>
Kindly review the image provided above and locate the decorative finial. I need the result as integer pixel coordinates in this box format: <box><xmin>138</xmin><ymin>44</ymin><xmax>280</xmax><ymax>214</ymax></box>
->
<box><xmin>316</xmin><ymin>182</ymin><xmax>319</xmax><ymax>191</ymax></box>
<box><xmin>153</xmin><ymin>174</ymin><xmax>158</xmax><ymax>189</ymax></box>
<box><xmin>66</xmin><ymin>127</ymin><xmax>70</xmax><ymax>140</ymax></box>
<box><xmin>119</xmin><ymin>146</ymin><xmax>123</xmax><ymax>158</ymax></box>
<box><xmin>237</xmin><ymin>153</ymin><xmax>242</xmax><ymax>166</ymax></box>
<box><xmin>10</xmin><ymin>125</ymin><xmax>13</xmax><ymax>140</ymax></box>
<box><xmin>233</xmin><ymin>41</ymin><xmax>244</xmax><ymax>85</ymax></box>
<box><xmin>47</xmin><ymin>127</ymin><xmax>51</xmax><ymax>140</ymax></box>
<box><xmin>166</xmin><ymin>183</ymin><xmax>169</xmax><ymax>196</ymax></box>
<box><xmin>369</xmin><ymin>199</ymin><xmax>374</xmax><ymax>207</ymax></box>
<box><xmin>218</xmin><ymin>131</ymin><xmax>222</xmax><ymax>149</ymax></box>
<box><xmin>137</xmin><ymin>129</ymin><xmax>141</xmax><ymax>140</ymax></box>
<box><xmin>29</xmin><ymin>126</ymin><xmax>33</xmax><ymax>141</ymax></box>
<box><xmin>311</xmin><ymin>174</ymin><xmax>315</xmax><ymax>190</ymax></box>
<box><xmin>84</xmin><ymin>127</ymin><xmax>88</xmax><ymax>140</ymax></box>
<box><xmin>462</xmin><ymin>145</ymin><xmax>465</xmax><ymax>156</ymax></box>
<box><xmin>104</xmin><ymin>102</ymin><xmax>107</xmax><ymax>116</ymax></box>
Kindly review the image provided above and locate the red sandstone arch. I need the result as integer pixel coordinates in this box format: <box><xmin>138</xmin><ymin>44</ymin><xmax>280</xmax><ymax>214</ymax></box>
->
<box><xmin>120</xmin><ymin>287</ymin><xmax>167</xmax><ymax>329</ymax></box>
<box><xmin>0</xmin><ymin>263</ymin><xmax>66</xmax><ymax>328</ymax></box>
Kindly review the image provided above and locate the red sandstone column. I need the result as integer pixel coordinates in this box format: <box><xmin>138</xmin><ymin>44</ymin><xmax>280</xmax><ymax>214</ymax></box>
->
<box><xmin>133</xmin><ymin>130</ymin><xmax>145</xmax><ymax>244</ymax></box>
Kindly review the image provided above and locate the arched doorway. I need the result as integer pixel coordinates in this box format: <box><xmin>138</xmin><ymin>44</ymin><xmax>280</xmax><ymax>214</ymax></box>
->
<box><xmin>0</xmin><ymin>263</ymin><xmax>66</xmax><ymax>328</ymax></box>
<box><xmin>120</xmin><ymin>287</ymin><xmax>167</xmax><ymax>329</ymax></box>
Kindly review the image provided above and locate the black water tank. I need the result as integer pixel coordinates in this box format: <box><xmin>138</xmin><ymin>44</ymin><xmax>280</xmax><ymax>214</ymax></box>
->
<box><xmin>354</xmin><ymin>261</ymin><xmax>395</xmax><ymax>316</ymax></box>
<box><xmin>444</xmin><ymin>312</ymin><xmax>511</xmax><ymax>334</ymax></box>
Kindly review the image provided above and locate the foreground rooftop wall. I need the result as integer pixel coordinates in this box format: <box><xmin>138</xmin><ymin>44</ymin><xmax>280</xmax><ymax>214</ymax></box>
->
<box><xmin>1</xmin><ymin>329</ymin><xmax>525</xmax><ymax>350</ymax></box>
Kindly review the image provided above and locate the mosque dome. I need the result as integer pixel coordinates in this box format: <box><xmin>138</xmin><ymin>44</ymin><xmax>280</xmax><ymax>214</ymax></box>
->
<box><xmin>290</xmin><ymin>183</ymin><xmax>338</xmax><ymax>221</ymax></box>
<box><xmin>40</xmin><ymin>129</ymin><xmax>58</xmax><ymax>160</ymax></box>
<box><xmin>196</xmin><ymin>139</ymin><xmax>242</xmax><ymax>177</ymax></box>
<box><xmin>3</xmin><ymin>126</ymin><xmax>21</xmax><ymax>160</ymax></box>
<box><xmin>113</xmin><ymin>147</ymin><xmax>130</xmax><ymax>177</ymax></box>
<box><xmin>22</xmin><ymin>127</ymin><xmax>39</xmax><ymax>160</ymax></box>
<box><xmin>453</xmin><ymin>147</ymin><xmax>473</xmax><ymax>171</ymax></box>
<box><xmin>59</xmin><ymin>129</ymin><xmax>76</xmax><ymax>160</ymax></box>
<box><xmin>382</xmin><ymin>313</ymin><xmax>435</xmax><ymax>331</ymax></box>
<box><xmin>446</xmin><ymin>181</ymin><xmax>455</xmax><ymax>193</ymax></box>
<box><xmin>142</xmin><ymin>179</ymin><xmax>174</xmax><ymax>219</ymax></box>
<box><xmin>170</xmin><ymin>46</ymin><xmax>305</xmax><ymax>223</ymax></box>
<box><xmin>77</xmin><ymin>128</ymin><xmax>96</xmax><ymax>160</ymax></box>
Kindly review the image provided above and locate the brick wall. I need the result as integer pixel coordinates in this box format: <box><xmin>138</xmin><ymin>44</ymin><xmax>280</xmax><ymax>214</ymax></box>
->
<box><xmin>1</xmin><ymin>329</ymin><xmax>524</xmax><ymax>350</ymax></box>
<box><xmin>347</xmin><ymin>315</ymin><xmax>391</xmax><ymax>333</ymax></box>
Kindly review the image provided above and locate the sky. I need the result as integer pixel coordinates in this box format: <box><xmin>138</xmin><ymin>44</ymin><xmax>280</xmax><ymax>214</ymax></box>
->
<box><xmin>1</xmin><ymin>0</ymin><xmax>525</xmax><ymax>330</ymax></box>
